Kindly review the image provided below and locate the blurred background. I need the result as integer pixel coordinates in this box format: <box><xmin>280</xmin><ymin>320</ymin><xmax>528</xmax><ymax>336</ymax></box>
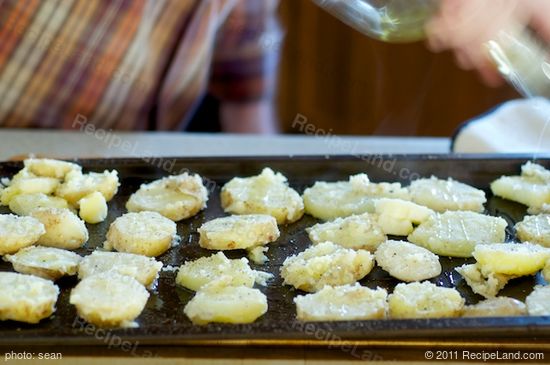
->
<box><xmin>190</xmin><ymin>0</ymin><xmax>519</xmax><ymax>137</ymax></box>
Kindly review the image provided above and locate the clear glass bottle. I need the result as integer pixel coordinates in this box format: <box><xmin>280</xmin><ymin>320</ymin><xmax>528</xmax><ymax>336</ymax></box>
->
<box><xmin>312</xmin><ymin>0</ymin><xmax>550</xmax><ymax>98</ymax></box>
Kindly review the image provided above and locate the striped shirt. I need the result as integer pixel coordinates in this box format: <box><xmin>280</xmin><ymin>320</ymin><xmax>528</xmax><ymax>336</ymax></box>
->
<box><xmin>0</xmin><ymin>0</ymin><xmax>281</xmax><ymax>130</ymax></box>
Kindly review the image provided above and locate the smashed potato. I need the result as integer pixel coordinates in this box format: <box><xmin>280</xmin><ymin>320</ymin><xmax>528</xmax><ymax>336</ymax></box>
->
<box><xmin>526</xmin><ymin>285</ymin><xmax>550</xmax><ymax>316</ymax></box>
<box><xmin>104</xmin><ymin>211</ymin><xmax>178</xmax><ymax>257</ymax></box>
<box><xmin>78</xmin><ymin>251</ymin><xmax>163</xmax><ymax>287</ymax></box>
<box><xmin>294</xmin><ymin>284</ymin><xmax>388</xmax><ymax>321</ymax></box>
<box><xmin>9</xmin><ymin>193</ymin><xmax>70</xmax><ymax>216</ymax></box>
<box><xmin>306</xmin><ymin>213</ymin><xmax>386</xmax><ymax>251</ymax></box>
<box><xmin>221</xmin><ymin>168</ymin><xmax>303</xmax><ymax>224</ymax></box>
<box><xmin>176</xmin><ymin>252</ymin><xmax>271</xmax><ymax>291</ymax></box>
<box><xmin>0</xmin><ymin>214</ymin><xmax>45</xmax><ymax>255</ymax></box>
<box><xmin>24</xmin><ymin>158</ymin><xmax>81</xmax><ymax>179</ymax></box>
<box><xmin>455</xmin><ymin>264</ymin><xmax>512</xmax><ymax>298</ymax></box>
<box><xmin>183</xmin><ymin>277</ymin><xmax>268</xmax><ymax>325</ymax></box>
<box><xmin>30</xmin><ymin>208</ymin><xmax>88</xmax><ymax>249</ymax></box>
<box><xmin>388</xmin><ymin>281</ymin><xmax>464</xmax><ymax>319</ymax></box>
<box><xmin>462</xmin><ymin>297</ymin><xmax>527</xmax><ymax>317</ymax></box>
<box><xmin>281</xmin><ymin>242</ymin><xmax>374</xmax><ymax>292</ymax></box>
<box><xmin>515</xmin><ymin>214</ymin><xmax>550</xmax><ymax>248</ymax></box>
<box><xmin>409</xmin><ymin>176</ymin><xmax>486</xmax><ymax>212</ymax></box>
<box><xmin>198</xmin><ymin>214</ymin><xmax>279</xmax><ymax>250</ymax></box>
<box><xmin>78</xmin><ymin>192</ymin><xmax>108</xmax><ymax>224</ymax></box>
<box><xmin>407</xmin><ymin>211</ymin><xmax>507</xmax><ymax>257</ymax></box>
<box><xmin>56</xmin><ymin>170</ymin><xmax>119</xmax><ymax>205</ymax></box>
<box><xmin>1</xmin><ymin>175</ymin><xmax>59</xmax><ymax>205</ymax></box>
<box><xmin>70</xmin><ymin>272</ymin><xmax>149</xmax><ymax>328</ymax></box>
<box><xmin>375</xmin><ymin>240</ymin><xmax>441</xmax><ymax>282</ymax></box>
<box><xmin>473</xmin><ymin>243</ymin><xmax>550</xmax><ymax>276</ymax></box>
<box><xmin>126</xmin><ymin>173</ymin><xmax>208</xmax><ymax>221</ymax></box>
<box><xmin>302</xmin><ymin>174</ymin><xmax>409</xmax><ymax>221</ymax></box>
<box><xmin>4</xmin><ymin>246</ymin><xmax>82</xmax><ymax>280</ymax></box>
<box><xmin>374</xmin><ymin>198</ymin><xmax>434</xmax><ymax>236</ymax></box>
<box><xmin>0</xmin><ymin>272</ymin><xmax>59</xmax><ymax>323</ymax></box>
<box><xmin>491</xmin><ymin>162</ymin><xmax>550</xmax><ymax>212</ymax></box>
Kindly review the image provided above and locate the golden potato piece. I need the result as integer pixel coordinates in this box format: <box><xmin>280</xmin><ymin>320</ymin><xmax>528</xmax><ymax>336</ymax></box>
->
<box><xmin>526</xmin><ymin>285</ymin><xmax>550</xmax><ymax>316</ymax></box>
<box><xmin>302</xmin><ymin>174</ymin><xmax>409</xmax><ymax>221</ymax></box>
<box><xmin>455</xmin><ymin>263</ymin><xmax>511</xmax><ymax>298</ymax></box>
<box><xmin>30</xmin><ymin>208</ymin><xmax>88</xmax><ymax>250</ymax></box>
<box><xmin>104</xmin><ymin>211</ymin><xmax>178</xmax><ymax>257</ymax></box>
<box><xmin>375</xmin><ymin>240</ymin><xmax>441</xmax><ymax>282</ymax></box>
<box><xmin>306</xmin><ymin>213</ymin><xmax>386</xmax><ymax>251</ymax></box>
<box><xmin>4</xmin><ymin>246</ymin><xmax>82</xmax><ymax>280</ymax></box>
<box><xmin>176</xmin><ymin>252</ymin><xmax>271</xmax><ymax>291</ymax></box>
<box><xmin>294</xmin><ymin>284</ymin><xmax>388</xmax><ymax>321</ymax></box>
<box><xmin>407</xmin><ymin>211</ymin><xmax>507</xmax><ymax>257</ymax></box>
<box><xmin>78</xmin><ymin>191</ymin><xmax>108</xmax><ymax>224</ymax></box>
<box><xmin>462</xmin><ymin>297</ymin><xmax>527</xmax><ymax>317</ymax></box>
<box><xmin>126</xmin><ymin>173</ymin><xmax>208</xmax><ymax>221</ymax></box>
<box><xmin>374</xmin><ymin>198</ymin><xmax>434</xmax><ymax>236</ymax></box>
<box><xmin>70</xmin><ymin>272</ymin><xmax>149</xmax><ymax>328</ymax></box>
<box><xmin>183</xmin><ymin>277</ymin><xmax>268</xmax><ymax>325</ymax></box>
<box><xmin>0</xmin><ymin>272</ymin><xmax>59</xmax><ymax>323</ymax></box>
<box><xmin>281</xmin><ymin>242</ymin><xmax>374</xmax><ymax>292</ymax></box>
<box><xmin>473</xmin><ymin>243</ymin><xmax>550</xmax><ymax>276</ymax></box>
<box><xmin>24</xmin><ymin>158</ymin><xmax>81</xmax><ymax>179</ymax></box>
<box><xmin>9</xmin><ymin>193</ymin><xmax>70</xmax><ymax>216</ymax></box>
<box><xmin>221</xmin><ymin>168</ymin><xmax>303</xmax><ymax>224</ymax></box>
<box><xmin>0</xmin><ymin>214</ymin><xmax>45</xmax><ymax>255</ymax></box>
<box><xmin>1</xmin><ymin>175</ymin><xmax>59</xmax><ymax>206</ymax></box>
<box><xmin>388</xmin><ymin>281</ymin><xmax>464</xmax><ymax>319</ymax></box>
<box><xmin>198</xmin><ymin>214</ymin><xmax>279</xmax><ymax>250</ymax></box>
<box><xmin>515</xmin><ymin>214</ymin><xmax>550</xmax><ymax>248</ymax></box>
<box><xmin>491</xmin><ymin>162</ymin><xmax>550</xmax><ymax>211</ymax></box>
<box><xmin>56</xmin><ymin>170</ymin><xmax>119</xmax><ymax>205</ymax></box>
<box><xmin>409</xmin><ymin>176</ymin><xmax>486</xmax><ymax>213</ymax></box>
<box><xmin>78</xmin><ymin>251</ymin><xmax>163</xmax><ymax>287</ymax></box>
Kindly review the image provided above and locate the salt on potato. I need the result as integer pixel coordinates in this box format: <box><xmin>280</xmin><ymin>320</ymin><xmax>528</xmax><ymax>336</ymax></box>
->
<box><xmin>455</xmin><ymin>264</ymin><xmax>511</xmax><ymax>298</ymax></box>
<box><xmin>4</xmin><ymin>246</ymin><xmax>82</xmax><ymax>281</ymax></box>
<box><xmin>56</xmin><ymin>170</ymin><xmax>119</xmax><ymax>205</ymax></box>
<box><xmin>409</xmin><ymin>176</ymin><xmax>486</xmax><ymax>213</ymax></box>
<box><xmin>78</xmin><ymin>191</ymin><xmax>108</xmax><ymax>224</ymax></box>
<box><xmin>70</xmin><ymin>272</ymin><xmax>150</xmax><ymax>328</ymax></box>
<box><xmin>302</xmin><ymin>174</ymin><xmax>409</xmax><ymax>221</ymax></box>
<box><xmin>526</xmin><ymin>285</ymin><xmax>550</xmax><ymax>316</ymax></box>
<box><xmin>462</xmin><ymin>297</ymin><xmax>527</xmax><ymax>317</ymax></box>
<box><xmin>1</xmin><ymin>174</ymin><xmax>59</xmax><ymax>206</ymax></box>
<box><xmin>306</xmin><ymin>213</ymin><xmax>386</xmax><ymax>251</ymax></box>
<box><xmin>221</xmin><ymin>168</ymin><xmax>304</xmax><ymax>224</ymax></box>
<box><xmin>0</xmin><ymin>272</ymin><xmax>59</xmax><ymax>324</ymax></box>
<box><xmin>126</xmin><ymin>173</ymin><xmax>208</xmax><ymax>221</ymax></box>
<box><xmin>0</xmin><ymin>214</ymin><xmax>45</xmax><ymax>255</ymax></box>
<box><xmin>491</xmin><ymin>162</ymin><xmax>550</xmax><ymax>212</ymax></box>
<box><xmin>294</xmin><ymin>284</ymin><xmax>388</xmax><ymax>321</ymax></box>
<box><xmin>375</xmin><ymin>240</ymin><xmax>441</xmax><ymax>282</ymax></box>
<box><xmin>515</xmin><ymin>214</ymin><xmax>550</xmax><ymax>248</ymax></box>
<box><xmin>78</xmin><ymin>251</ymin><xmax>163</xmax><ymax>287</ymax></box>
<box><xmin>388</xmin><ymin>281</ymin><xmax>464</xmax><ymax>319</ymax></box>
<box><xmin>281</xmin><ymin>242</ymin><xmax>374</xmax><ymax>292</ymax></box>
<box><xmin>30</xmin><ymin>208</ymin><xmax>88</xmax><ymax>250</ymax></box>
<box><xmin>176</xmin><ymin>252</ymin><xmax>271</xmax><ymax>291</ymax></box>
<box><xmin>374</xmin><ymin>198</ymin><xmax>434</xmax><ymax>236</ymax></box>
<box><xmin>198</xmin><ymin>214</ymin><xmax>279</xmax><ymax>250</ymax></box>
<box><xmin>24</xmin><ymin>158</ymin><xmax>81</xmax><ymax>179</ymax></box>
<box><xmin>104</xmin><ymin>211</ymin><xmax>177</xmax><ymax>257</ymax></box>
<box><xmin>8</xmin><ymin>193</ymin><xmax>71</xmax><ymax>216</ymax></box>
<box><xmin>407</xmin><ymin>211</ymin><xmax>507</xmax><ymax>257</ymax></box>
<box><xmin>183</xmin><ymin>277</ymin><xmax>268</xmax><ymax>325</ymax></box>
<box><xmin>473</xmin><ymin>243</ymin><xmax>550</xmax><ymax>277</ymax></box>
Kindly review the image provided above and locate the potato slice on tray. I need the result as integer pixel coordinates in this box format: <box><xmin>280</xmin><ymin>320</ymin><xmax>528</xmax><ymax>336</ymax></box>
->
<box><xmin>0</xmin><ymin>214</ymin><xmax>45</xmax><ymax>255</ymax></box>
<box><xmin>4</xmin><ymin>246</ymin><xmax>82</xmax><ymax>280</ymax></box>
<box><xmin>462</xmin><ymin>297</ymin><xmax>527</xmax><ymax>317</ymax></box>
<box><xmin>375</xmin><ymin>240</ymin><xmax>441</xmax><ymax>282</ymax></box>
<box><xmin>515</xmin><ymin>214</ymin><xmax>550</xmax><ymax>248</ymax></box>
<box><xmin>409</xmin><ymin>176</ymin><xmax>486</xmax><ymax>212</ymax></box>
<box><xmin>30</xmin><ymin>208</ymin><xmax>88</xmax><ymax>250</ymax></box>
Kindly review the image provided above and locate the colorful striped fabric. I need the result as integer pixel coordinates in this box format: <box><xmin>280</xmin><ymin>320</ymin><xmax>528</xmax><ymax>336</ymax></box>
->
<box><xmin>0</xmin><ymin>0</ymin><xmax>281</xmax><ymax>130</ymax></box>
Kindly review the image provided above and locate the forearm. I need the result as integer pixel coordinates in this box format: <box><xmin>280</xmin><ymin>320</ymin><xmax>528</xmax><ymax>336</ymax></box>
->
<box><xmin>220</xmin><ymin>100</ymin><xmax>279</xmax><ymax>134</ymax></box>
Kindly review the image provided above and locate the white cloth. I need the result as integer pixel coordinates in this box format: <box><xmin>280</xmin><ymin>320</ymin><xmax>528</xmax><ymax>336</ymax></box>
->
<box><xmin>453</xmin><ymin>98</ymin><xmax>550</xmax><ymax>153</ymax></box>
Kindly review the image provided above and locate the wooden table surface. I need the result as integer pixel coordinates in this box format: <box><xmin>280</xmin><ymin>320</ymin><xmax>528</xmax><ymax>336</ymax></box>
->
<box><xmin>1</xmin><ymin>130</ymin><xmax>548</xmax><ymax>364</ymax></box>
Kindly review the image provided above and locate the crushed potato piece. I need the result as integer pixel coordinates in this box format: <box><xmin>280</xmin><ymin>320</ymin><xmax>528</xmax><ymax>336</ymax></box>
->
<box><xmin>30</xmin><ymin>208</ymin><xmax>88</xmax><ymax>250</ymax></box>
<box><xmin>4</xmin><ymin>246</ymin><xmax>82</xmax><ymax>280</ymax></box>
<box><xmin>375</xmin><ymin>240</ymin><xmax>441</xmax><ymax>282</ymax></box>
<box><xmin>0</xmin><ymin>214</ymin><xmax>45</xmax><ymax>255</ymax></box>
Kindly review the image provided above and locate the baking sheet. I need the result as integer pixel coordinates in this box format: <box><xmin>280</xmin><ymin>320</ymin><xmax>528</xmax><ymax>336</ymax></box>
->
<box><xmin>0</xmin><ymin>155</ymin><xmax>549</xmax><ymax>346</ymax></box>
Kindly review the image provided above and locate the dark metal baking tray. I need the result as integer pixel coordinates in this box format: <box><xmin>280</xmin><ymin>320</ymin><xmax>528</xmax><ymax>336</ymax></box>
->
<box><xmin>1</xmin><ymin>155</ymin><xmax>550</xmax><ymax>347</ymax></box>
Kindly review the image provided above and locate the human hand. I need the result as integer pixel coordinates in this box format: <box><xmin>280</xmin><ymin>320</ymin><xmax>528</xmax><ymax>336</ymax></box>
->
<box><xmin>426</xmin><ymin>0</ymin><xmax>550</xmax><ymax>87</ymax></box>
